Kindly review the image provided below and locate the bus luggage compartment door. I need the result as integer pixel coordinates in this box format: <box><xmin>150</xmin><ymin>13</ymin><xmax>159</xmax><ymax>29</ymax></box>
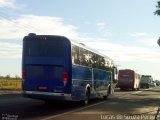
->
<box><xmin>24</xmin><ymin>65</ymin><xmax>65</xmax><ymax>93</ymax></box>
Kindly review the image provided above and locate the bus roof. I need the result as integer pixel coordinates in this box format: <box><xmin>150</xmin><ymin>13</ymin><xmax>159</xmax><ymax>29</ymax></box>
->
<box><xmin>119</xmin><ymin>69</ymin><xmax>134</xmax><ymax>71</ymax></box>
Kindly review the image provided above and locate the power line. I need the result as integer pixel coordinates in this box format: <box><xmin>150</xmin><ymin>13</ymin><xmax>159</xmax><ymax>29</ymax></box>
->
<box><xmin>0</xmin><ymin>7</ymin><xmax>44</xmax><ymax>34</ymax></box>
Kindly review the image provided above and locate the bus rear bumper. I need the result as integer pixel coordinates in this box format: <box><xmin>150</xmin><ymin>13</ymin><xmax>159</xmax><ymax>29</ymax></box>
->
<box><xmin>22</xmin><ymin>91</ymin><xmax>72</xmax><ymax>101</ymax></box>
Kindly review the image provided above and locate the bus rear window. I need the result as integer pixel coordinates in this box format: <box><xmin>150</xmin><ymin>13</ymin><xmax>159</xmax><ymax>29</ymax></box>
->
<box><xmin>24</xmin><ymin>37</ymin><xmax>64</xmax><ymax>57</ymax></box>
<box><xmin>119</xmin><ymin>71</ymin><xmax>133</xmax><ymax>78</ymax></box>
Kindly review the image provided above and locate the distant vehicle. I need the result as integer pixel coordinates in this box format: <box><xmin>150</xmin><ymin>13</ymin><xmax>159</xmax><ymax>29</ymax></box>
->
<box><xmin>155</xmin><ymin>80</ymin><xmax>160</xmax><ymax>86</ymax></box>
<box><xmin>22</xmin><ymin>33</ymin><xmax>117</xmax><ymax>105</ymax></box>
<box><xmin>117</xmin><ymin>69</ymin><xmax>140</xmax><ymax>91</ymax></box>
<box><xmin>150</xmin><ymin>82</ymin><xmax>156</xmax><ymax>87</ymax></box>
<box><xmin>140</xmin><ymin>75</ymin><xmax>153</xmax><ymax>88</ymax></box>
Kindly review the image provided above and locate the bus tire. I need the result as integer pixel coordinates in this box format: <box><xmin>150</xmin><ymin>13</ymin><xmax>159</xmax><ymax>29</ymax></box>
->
<box><xmin>132</xmin><ymin>88</ymin><xmax>136</xmax><ymax>91</ymax></box>
<box><xmin>44</xmin><ymin>100</ymin><xmax>54</xmax><ymax>105</ymax></box>
<box><xmin>103</xmin><ymin>88</ymin><xmax>110</xmax><ymax>100</ymax></box>
<box><xmin>82</xmin><ymin>88</ymin><xmax>90</xmax><ymax>106</ymax></box>
<box><xmin>120</xmin><ymin>87</ymin><xmax>124</xmax><ymax>91</ymax></box>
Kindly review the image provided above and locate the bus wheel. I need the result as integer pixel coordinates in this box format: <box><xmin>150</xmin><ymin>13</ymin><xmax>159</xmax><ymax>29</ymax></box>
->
<box><xmin>44</xmin><ymin>100</ymin><xmax>54</xmax><ymax>105</ymax></box>
<box><xmin>82</xmin><ymin>89</ymin><xmax>90</xmax><ymax>106</ymax></box>
<box><xmin>103</xmin><ymin>88</ymin><xmax>110</xmax><ymax>100</ymax></box>
<box><xmin>132</xmin><ymin>88</ymin><xmax>136</xmax><ymax>91</ymax></box>
<box><xmin>120</xmin><ymin>87</ymin><xmax>124</xmax><ymax>91</ymax></box>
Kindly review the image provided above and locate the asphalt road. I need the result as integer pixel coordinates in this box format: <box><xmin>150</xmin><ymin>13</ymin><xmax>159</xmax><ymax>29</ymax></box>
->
<box><xmin>0</xmin><ymin>87</ymin><xmax>160</xmax><ymax>120</ymax></box>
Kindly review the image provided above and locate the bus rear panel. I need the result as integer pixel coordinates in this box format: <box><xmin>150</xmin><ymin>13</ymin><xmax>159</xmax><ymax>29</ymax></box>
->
<box><xmin>22</xmin><ymin>34</ymin><xmax>72</xmax><ymax>100</ymax></box>
<box><xmin>117</xmin><ymin>69</ymin><xmax>140</xmax><ymax>90</ymax></box>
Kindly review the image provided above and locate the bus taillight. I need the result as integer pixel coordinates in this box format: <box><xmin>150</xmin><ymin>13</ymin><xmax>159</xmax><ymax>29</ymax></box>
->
<box><xmin>63</xmin><ymin>71</ymin><xmax>68</xmax><ymax>86</ymax></box>
<box><xmin>22</xmin><ymin>69</ymin><xmax>26</xmax><ymax>80</ymax></box>
<box><xmin>63</xmin><ymin>71</ymin><xmax>68</xmax><ymax>81</ymax></box>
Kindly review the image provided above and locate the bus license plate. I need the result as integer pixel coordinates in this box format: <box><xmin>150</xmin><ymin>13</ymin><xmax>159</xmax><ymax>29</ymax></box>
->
<box><xmin>38</xmin><ymin>86</ymin><xmax>48</xmax><ymax>90</ymax></box>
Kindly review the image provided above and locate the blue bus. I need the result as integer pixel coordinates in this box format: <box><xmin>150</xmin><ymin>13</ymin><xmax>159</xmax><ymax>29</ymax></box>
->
<box><xmin>22</xmin><ymin>33</ymin><xmax>117</xmax><ymax>105</ymax></box>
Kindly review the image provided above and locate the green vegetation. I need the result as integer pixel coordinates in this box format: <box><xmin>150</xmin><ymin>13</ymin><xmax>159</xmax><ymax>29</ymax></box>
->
<box><xmin>154</xmin><ymin>1</ymin><xmax>160</xmax><ymax>16</ymax></box>
<box><xmin>0</xmin><ymin>75</ymin><xmax>21</xmax><ymax>80</ymax></box>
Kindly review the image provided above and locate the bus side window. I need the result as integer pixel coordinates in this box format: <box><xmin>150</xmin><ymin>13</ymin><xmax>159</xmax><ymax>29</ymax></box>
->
<box><xmin>79</xmin><ymin>48</ymin><xmax>88</xmax><ymax>66</ymax></box>
<box><xmin>72</xmin><ymin>45</ymin><xmax>80</xmax><ymax>65</ymax></box>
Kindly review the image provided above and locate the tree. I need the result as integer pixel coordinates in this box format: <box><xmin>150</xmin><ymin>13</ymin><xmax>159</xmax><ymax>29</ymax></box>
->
<box><xmin>155</xmin><ymin>1</ymin><xmax>160</xmax><ymax>46</ymax></box>
<box><xmin>157</xmin><ymin>37</ymin><xmax>160</xmax><ymax>46</ymax></box>
<box><xmin>6</xmin><ymin>75</ymin><xmax>10</xmax><ymax>79</ymax></box>
<box><xmin>15</xmin><ymin>75</ymin><xmax>21</xmax><ymax>79</ymax></box>
<box><xmin>154</xmin><ymin>1</ymin><xmax>160</xmax><ymax>16</ymax></box>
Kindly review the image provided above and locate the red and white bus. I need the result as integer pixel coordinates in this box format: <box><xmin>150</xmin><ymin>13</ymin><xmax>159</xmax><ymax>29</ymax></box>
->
<box><xmin>117</xmin><ymin>69</ymin><xmax>140</xmax><ymax>91</ymax></box>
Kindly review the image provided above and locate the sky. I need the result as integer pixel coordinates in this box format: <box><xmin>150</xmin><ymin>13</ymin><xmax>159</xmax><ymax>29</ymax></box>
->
<box><xmin>0</xmin><ymin>0</ymin><xmax>159</xmax><ymax>79</ymax></box>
